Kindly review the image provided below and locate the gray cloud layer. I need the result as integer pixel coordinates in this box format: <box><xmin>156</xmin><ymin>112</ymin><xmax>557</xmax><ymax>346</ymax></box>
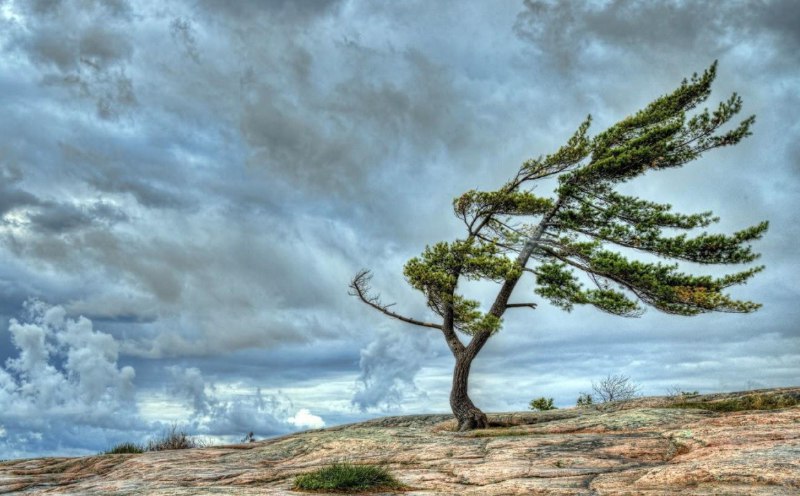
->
<box><xmin>0</xmin><ymin>0</ymin><xmax>797</xmax><ymax>457</ymax></box>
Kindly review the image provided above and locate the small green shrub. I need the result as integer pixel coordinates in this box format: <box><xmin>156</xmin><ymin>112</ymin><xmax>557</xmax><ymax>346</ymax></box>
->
<box><xmin>529</xmin><ymin>397</ymin><xmax>557</xmax><ymax>411</ymax></box>
<box><xmin>146</xmin><ymin>424</ymin><xmax>200</xmax><ymax>451</ymax></box>
<box><xmin>104</xmin><ymin>442</ymin><xmax>144</xmax><ymax>454</ymax></box>
<box><xmin>293</xmin><ymin>463</ymin><xmax>403</xmax><ymax>492</ymax></box>
<box><xmin>576</xmin><ymin>393</ymin><xmax>593</xmax><ymax>407</ymax></box>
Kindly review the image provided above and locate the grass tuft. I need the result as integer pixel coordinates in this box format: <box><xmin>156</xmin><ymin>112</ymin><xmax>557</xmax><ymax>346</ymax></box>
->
<box><xmin>145</xmin><ymin>424</ymin><xmax>202</xmax><ymax>451</ymax></box>
<box><xmin>293</xmin><ymin>463</ymin><xmax>404</xmax><ymax>492</ymax></box>
<box><xmin>104</xmin><ymin>442</ymin><xmax>144</xmax><ymax>454</ymax></box>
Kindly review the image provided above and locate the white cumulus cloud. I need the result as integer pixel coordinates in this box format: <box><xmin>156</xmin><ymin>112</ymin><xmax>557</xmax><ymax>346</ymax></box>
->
<box><xmin>288</xmin><ymin>408</ymin><xmax>325</xmax><ymax>429</ymax></box>
<box><xmin>0</xmin><ymin>300</ymin><xmax>145</xmax><ymax>458</ymax></box>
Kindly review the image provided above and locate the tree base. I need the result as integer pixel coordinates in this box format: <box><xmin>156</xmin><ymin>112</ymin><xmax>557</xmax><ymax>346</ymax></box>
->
<box><xmin>455</xmin><ymin>409</ymin><xmax>489</xmax><ymax>431</ymax></box>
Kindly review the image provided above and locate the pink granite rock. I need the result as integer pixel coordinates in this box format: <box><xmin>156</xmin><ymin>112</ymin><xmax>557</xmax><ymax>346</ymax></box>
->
<box><xmin>1</xmin><ymin>388</ymin><xmax>798</xmax><ymax>495</ymax></box>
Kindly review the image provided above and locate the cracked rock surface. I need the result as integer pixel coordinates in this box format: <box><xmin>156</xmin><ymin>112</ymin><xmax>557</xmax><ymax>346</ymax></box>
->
<box><xmin>1</xmin><ymin>388</ymin><xmax>798</xmax><ymax>495</ymax></box>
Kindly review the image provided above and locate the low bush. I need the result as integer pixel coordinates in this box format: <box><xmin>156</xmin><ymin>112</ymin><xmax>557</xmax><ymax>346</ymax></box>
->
<box><xmin>576</xmin><ymin>393</ymin><xmax>593</xmax><ymax>407</ymax></box>
<box><xmin>592</xmin><ymin>374</ymin><xmax>640</xmax><ymax>403</ymax></box>
<box><xmin>293</xmin><ymin>463</ymin><xmax>404</xmax><ymax>492</ymax></box>
<box><xmin>529</xmin><ymin>397</ymin><xmax>557</xmax><ymax>411</ymax></box>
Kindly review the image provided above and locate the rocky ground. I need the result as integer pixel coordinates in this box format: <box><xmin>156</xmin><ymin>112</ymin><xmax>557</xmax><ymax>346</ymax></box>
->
<box><xmin>1</xmin><ymin>387</ymin><xmax>798</xmax><ymax>495</ymax></box>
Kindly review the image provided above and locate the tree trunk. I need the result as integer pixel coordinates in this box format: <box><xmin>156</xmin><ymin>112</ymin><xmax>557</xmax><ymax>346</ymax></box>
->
<box><xmin>450</xmin><ymin>352</ymin><xmax>488</xmax><ymax>431</ymax></box>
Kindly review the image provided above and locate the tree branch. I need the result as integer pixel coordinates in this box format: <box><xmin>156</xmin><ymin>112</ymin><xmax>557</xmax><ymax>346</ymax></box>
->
<box><xmin>538</xmin><ymin>247</ymin><xmax>651</xmax><ymax>307</ymax></box>
<box><xmin>506</xmin><ymin>303</ymin><xmax>538</xmax><ymax>309</ymax></box>
<box><xmin>464</xmin><ymin>196</ymin><xmax>568</xmax><ymax>359</ymax></box>
<box><xmin>349</xmin><ymin>270</ymin><xmax>442</xmax><ymax>330</ymax></box>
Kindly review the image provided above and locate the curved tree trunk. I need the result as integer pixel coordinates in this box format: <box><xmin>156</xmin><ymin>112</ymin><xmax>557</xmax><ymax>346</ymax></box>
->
<box><xmin>450</xmin><ymin>353</ymin><xmax>488</xmax><ymax>431</ymax></box>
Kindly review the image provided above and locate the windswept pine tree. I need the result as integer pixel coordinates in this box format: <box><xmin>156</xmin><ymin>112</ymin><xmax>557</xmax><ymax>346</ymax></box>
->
<box><xmin>350</xmin><ymin>63</ymin><xmax>767</xmax><ymax>431</ymax></box>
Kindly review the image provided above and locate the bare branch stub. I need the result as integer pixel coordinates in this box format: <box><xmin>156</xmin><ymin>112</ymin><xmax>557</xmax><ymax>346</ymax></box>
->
<box><xmin>349</xmin><ymin>269</ymin><xmax>442</xmax><ymax>330</ymax></box>
<box><xmin>506</xmin><ymin>303</ymin><xmax>538</xmax><ymax>309</ymax></box>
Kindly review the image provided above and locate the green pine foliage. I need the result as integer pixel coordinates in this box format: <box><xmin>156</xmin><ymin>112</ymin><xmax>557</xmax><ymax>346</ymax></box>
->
<box><xmin>398</xmin><ymin>61</ymin><xmax>765</xmax><ymax>330</ymax></box>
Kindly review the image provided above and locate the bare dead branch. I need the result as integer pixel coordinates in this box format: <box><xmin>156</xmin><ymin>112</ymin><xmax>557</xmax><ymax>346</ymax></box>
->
<box><xmin>349</xmin><ymin>270</ymin><xmax>442</xmax><ymax>330</ymax></box>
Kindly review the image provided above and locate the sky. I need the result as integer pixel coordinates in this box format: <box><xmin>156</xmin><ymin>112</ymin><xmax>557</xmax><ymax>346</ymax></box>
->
<box><xmin>0</xmin><ymin>0</ymin><xmax>798</xmax><ymax>459</ymax></box>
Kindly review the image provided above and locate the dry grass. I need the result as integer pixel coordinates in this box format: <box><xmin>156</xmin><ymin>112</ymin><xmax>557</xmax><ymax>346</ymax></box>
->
<box><xmin>669</xmin><ymin>393</ymin><xmax>799</xmax><ymax>412</ymax></box>
<box><xmin>145</xmin><ymin>424</ymin><xmax>202</xmax><ymax>451</ymax></box>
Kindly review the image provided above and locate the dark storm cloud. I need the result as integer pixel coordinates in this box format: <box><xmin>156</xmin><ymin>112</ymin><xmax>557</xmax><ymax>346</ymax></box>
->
<box><xmin>10</xmin><ymin>0</ymin><xmax>137</xmax><ymax>119</ymax></box>
<box><xmin>196</xmin><ymin>0</ymin><xmax>343</xmax><ymax>21</ymax></box>
<box><xmin>0</xmin><ymin>165</ymin><xmax>39</xmax><ymax>216</ymax></box>
<box><xmin>58</xmin><ymin>142</ymin><xmax>193</xmax><ymax>210</ymax></box>
<box><xmin>515</xmin><ymin>0</ymin><xmax>800</xmax><ymax>70</ymax></box>
<box><xmin>238</xmin><ymin>48</ymin><xmax>478</xmax><ymax>199</ymax></box>
<box><xmin>0</xmin><ymin>162</ymin><xmax>128</xmax><ymax>233</ymax></box>
<box><xmin>25</xmin><ymin>200</ymin><xmax>127</xmax><ymax>232</ymax></box>
<box><xmin>0</xmin><ymin>0</ymin><xmax>501</xmax><ymax>356</ymax></box>
<box><xmin>26</xmin><ymin>203</ymin><xmax>98</xmax><ymax>232</ymax></box>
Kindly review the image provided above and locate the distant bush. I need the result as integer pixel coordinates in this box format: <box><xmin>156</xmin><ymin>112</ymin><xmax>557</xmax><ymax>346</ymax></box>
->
<box><xmin>241</xmin><ymin>431</ymin><xmax>256</xmax><ymax>443</ymax></box>
<box><xmin>293</xmin><ymin>463</ymin><xmax>403</xmax><ymax>492</ymax></box>
<box><xmin>529</xmin><ymin>397</ymin><xmax>557</xmax><ymax>411</ymax></box>
<box><xmin>145</xmin><ymin>424</ymin><xmax>201</xmax><ymax>451</ymax></box>
<box><xmin>104</xmin><ymin>442</ymin><xmax>144</xmax><ymax>454</ymax></box>
<box><xmin>666</xmin><ymin>386</ymin><xmax>699</xmax><ymax>398</ymax></box>
<box><xmin>576</xmin><ymin>392</ymin><xmax>593</xmax><ymax>407</ymax></box>
<box><xmin>592</xmin><ymin>374</ymin><xmax>640</xmax><ymax>403</ymax></box>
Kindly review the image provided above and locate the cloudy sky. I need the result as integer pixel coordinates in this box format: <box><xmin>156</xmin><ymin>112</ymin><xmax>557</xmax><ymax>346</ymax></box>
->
<box><xmin>0</xmin><ymin>0</ymin><xmax>798</xmax><ymax>459</ymax></box>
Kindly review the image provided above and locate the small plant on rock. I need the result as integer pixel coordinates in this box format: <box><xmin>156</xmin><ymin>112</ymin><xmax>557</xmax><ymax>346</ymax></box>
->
<box><xmin>145</xmin><ymin>424</ymin><xmax>200</xmax><ymax>451</ymax></box>
<box><xmin>576</xmin><ymin>392</ymin><xmax>594</xmax><ymax>407</ymax></box>
<box><xmin>293</xmin><ymin>463</ymin><xmax>404</xmax><ymax>492</ymax></box>
<box><xmin>529</xmin><ymin>397</ymin><xmax>557</xmax><ymax>411</ymax></box>
<box><xmin>104</xmin><ymin>442</ymin><xmax>144</xmax><ymax>454</ymax></box>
